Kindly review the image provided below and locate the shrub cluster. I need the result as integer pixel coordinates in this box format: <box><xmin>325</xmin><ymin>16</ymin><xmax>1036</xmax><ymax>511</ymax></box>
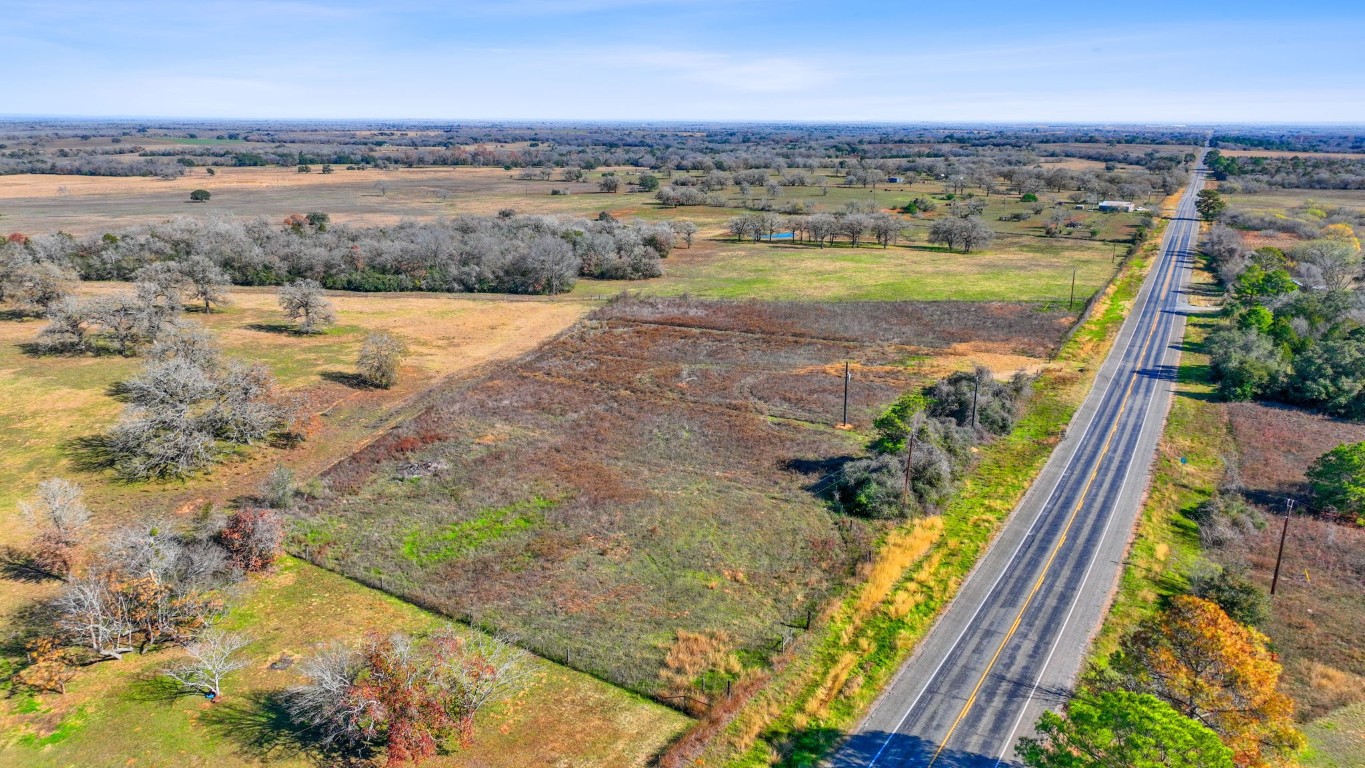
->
<box><xmin>11</xmin><ymin>481</ymin><xmax>285</xmax><ymax>695</ymax></box>
<box><xmin>833</xmin><ymin>367</ymin><xmax>1032</xmax><ymax>519</ymax></box>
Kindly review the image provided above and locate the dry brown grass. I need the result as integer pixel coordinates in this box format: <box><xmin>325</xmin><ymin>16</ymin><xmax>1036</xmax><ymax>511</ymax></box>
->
<box><xmin>851</xmin><ymin>517</ymin><xmax>943</xmax><ymax>627</ymax></box>
<box><xmin>1216</xmin><ymin>513</ymin><xmax>1365</xmax><ymax>720</ymax></box>
<box><xmin>295</xmin><ymin>298</ymin><xmax>1064</xmax><ymax>698</ymax></box>
<box><xmin>1225</xmin><ymin>400</ymin><xmax>1365</xmax><ymax>498</ymax></box>
<box><xmin>0</xmin><ymin>166</ymin><xmax>642</xmax><ymax>236</ymax></box>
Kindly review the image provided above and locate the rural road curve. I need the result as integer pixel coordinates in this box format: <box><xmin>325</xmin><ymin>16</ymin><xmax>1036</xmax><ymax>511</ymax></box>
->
<box><xmin>830</xmin><ymin>153</ymin><xmax>1208</xmax><ymax>768</ymax></box>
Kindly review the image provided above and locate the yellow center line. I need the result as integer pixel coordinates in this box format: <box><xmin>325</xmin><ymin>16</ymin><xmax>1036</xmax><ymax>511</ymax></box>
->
<box><xmin>923</xmin><ymin>206</ymin><xmax>1190</xmax><ymax>767</ymax></box>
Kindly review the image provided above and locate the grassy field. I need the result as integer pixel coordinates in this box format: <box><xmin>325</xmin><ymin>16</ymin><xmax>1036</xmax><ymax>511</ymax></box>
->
<box><xmin>576</xmin><ymin>234</ymin><xmax>1123</xmax><ymax>303</ymax></box>
<box><xmin>1222</xmin><ymin>187</ymin><xmax>1365</xmax><ymax>217</ymax></box>
<box><xmin>0</xmin><ymin>283</ymin><xmax>589</xmax><ymax>526</ymax></box>
<box><xmin>294</xmin><ymin>298</ymin><xmax>1077</xmax><ymax>700</ymax></box>
<box><xmin>0</xmin><ymin>286</ymin><xmax>695</xmax><ymax>765</ymax></box>
<box><xmin>0</xmin><ymin>556</ymin><xmax>687</xmax><ymax>768</ymax></box>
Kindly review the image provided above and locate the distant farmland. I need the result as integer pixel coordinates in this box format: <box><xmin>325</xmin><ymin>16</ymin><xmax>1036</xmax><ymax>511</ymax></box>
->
<box><xmin>293</xmin><ymin>297</ymin><xmax>1074</xmax><ymax>697</ymax></box>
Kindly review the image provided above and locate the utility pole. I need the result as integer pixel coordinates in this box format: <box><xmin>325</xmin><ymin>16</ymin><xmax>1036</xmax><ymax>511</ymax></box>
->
<box><xmin>901</xmin><ymin>414</ymin><xmax>919</xmax><ymax>514</ymax></box>
<box><xmin>1270</xmin><ymin>499</ymin><xmax>1294</xmax><ymax>596</ymax></box>
<box><xmin>1069</xmin><ymin>267</ymin><xmax>1078</xmax><ymax>310</ymax></box>
<box><xmin>841</xmin><ymin>361</ymin><xmax>851</xmax><ymax>427</ymax></box>
<box><xmin>971</xmin><ymin>374</ymin><xmax>980</xmax><ymax>429</ymax></box>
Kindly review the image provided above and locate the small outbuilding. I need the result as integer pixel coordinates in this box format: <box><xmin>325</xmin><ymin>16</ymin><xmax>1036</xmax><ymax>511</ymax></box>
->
<box><xmin>1098</xmin><ymin>200</ymin><xmax>1136</xmax><ymax>213</ymax></box>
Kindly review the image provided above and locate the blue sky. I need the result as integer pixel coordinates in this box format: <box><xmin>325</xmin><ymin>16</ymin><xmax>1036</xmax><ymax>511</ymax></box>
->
<box><xmin>4</xmin><ymin>0</ymin><xmax>1364</xmax><ymax>122</ymax></box>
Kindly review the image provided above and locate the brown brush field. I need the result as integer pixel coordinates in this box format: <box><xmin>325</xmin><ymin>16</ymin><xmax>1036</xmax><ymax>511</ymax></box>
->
<box><xmin>293</xmin><ymin>297</ymin><xmax>1075</xmax><ymax>698</ymax></box>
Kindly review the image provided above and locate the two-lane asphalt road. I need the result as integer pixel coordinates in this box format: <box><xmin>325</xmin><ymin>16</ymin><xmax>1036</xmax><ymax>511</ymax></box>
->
<box><xmin>831</xmin><ymin>156</ymin><xmax>1207</xmax><ymax>768</ymax></box>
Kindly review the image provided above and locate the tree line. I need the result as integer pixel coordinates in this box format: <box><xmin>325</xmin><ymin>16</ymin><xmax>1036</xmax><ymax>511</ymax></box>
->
<box><xmin>2</xmin><ymin>212</ymin><xmax>680</xmax><ymax>296</ymax></box>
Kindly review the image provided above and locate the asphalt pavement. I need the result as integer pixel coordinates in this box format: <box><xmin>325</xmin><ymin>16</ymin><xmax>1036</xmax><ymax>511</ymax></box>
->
<box><xmin>829</xmin><ymin>154</ymin><xmax>1208</xmax><ymax>768</ymax></box>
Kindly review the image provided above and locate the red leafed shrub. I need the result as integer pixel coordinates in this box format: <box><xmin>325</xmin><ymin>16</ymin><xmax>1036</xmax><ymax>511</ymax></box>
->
<box><xmin>287</xmin><ymin>629</ymin><xmax>523</xmax><ymax>766</ymax></box>
<box><xmin>218</xmin><ymin>508</ymin><xmax>284</xmax><ymax>572</ymax></box>
<box><xmin>7</xmin><ymin>232</ymin><xmax>28</xmax><ymax>244</ymax></box>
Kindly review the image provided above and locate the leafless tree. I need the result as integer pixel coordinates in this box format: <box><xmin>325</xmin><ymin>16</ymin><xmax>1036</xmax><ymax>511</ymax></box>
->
<box><xmin>107</xmin><ymin>353</ymin><xmax>282</xmax><ymax>480</ymax></box>
<box><xmin>929</xmin><ymin>217</ymin><xmax>996</xmax><ymax>253</ymax></box>
<box><xmin>4</xmin><ymin>262</ymin><xmax>75</xmax><ymax>316</ymax></box>
<box><xmin>807</xmin><ymin>214</ymin><xmax>837</xmax><ymax>247</ymax></box>
<box><xmin>671</xmin><ymin>220</ymin><xmax>698</xmax><ymax>248</ymax></box>
<box><xmin>598</xmin><ymin>175</ymin><xmax>621</xmax><ymax>193</ymax></box>
<box><xmin>148</xmin><ymin>322</ymin><xmax>220</xmax><ymax>368</ymax></box>
<box><xmin>54</xmin><ymin>572</ymin><xmax>139</xmax><ymax>660</ymax></box>
<box><xmin>1293</xmin><ymin>239</ymin><xmax>1361</xmax><ymax>292</ymax></box>
<box><xmin>840</xmin><ymin>214</ymin><xmax>872</xmax><ymax>248</ymax></box>
<box><xmin>278</xmin><ymin>279</ymin><xmax>336</xmax><ymax>334</ymax></box>
<box><xmin>868</xmin><ymin>213</ymin><xmax>903</xmax><ymax>248</ymax></box>
<box><xmin>19</xmin><ymin>478</ymin><xmax>91</xmax><ymax>577</ymax></box>
<box><xmin>161</xmin><ymin>629</ymin><xmax>251</xmax><ymax>699</ymax></box>
<box><xmin>181</xmin><ymin>256</ymin><xmax>231</xmax><ymax>313</ymax></box>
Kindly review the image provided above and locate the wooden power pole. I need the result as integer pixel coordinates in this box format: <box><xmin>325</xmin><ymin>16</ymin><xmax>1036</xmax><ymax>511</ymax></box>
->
<box><xmin>841</xmin><ymin>361</ymin><xmax>851</xmax><ymax>427</ymax></box>
<box><xmin>1270</xmin><ymin>499</ymin><xmax>1294</xmax><ymax>596</ymax></box>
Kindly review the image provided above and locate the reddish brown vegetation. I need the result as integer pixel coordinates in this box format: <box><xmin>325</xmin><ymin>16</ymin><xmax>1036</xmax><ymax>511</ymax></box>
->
<box><xmin>218</xmin><ymin>507</ymin><xmax>285</xmax><ymax>573</ymax></box>
<box><xmin>1226</xmin><ymin>401</ymin><xmax>1365</xmax><ymax>499</ymax></box>
<box><xmin>297</xmin><ymin>298</ymin><xmax>1068</xmax><ymax>696</ymax></box>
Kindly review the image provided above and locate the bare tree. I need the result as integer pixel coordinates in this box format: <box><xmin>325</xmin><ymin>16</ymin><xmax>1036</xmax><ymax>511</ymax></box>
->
<box><xmin>148</xmin><ymin>322</ymin><xmax>220</xmax><ymax>368</ymax></box>
<box><xmin>929</xmin><ymin>217</ymin><xmax>996</xmax><ymax>253</ymax></box>
<box><xmin>598</xmin><ymin>175</ymin><xmax>621</xmax><ymax>193</ymax></box>
<box><xmin>181</xmin><ymin>256</ymin><xmax>231</xmax><ymax>313</ymax></box>
<box><xmin>840</xmin><ymin>214</ymin><xmax>872</xmax><ymax>248</ymax></box>
<box><xmin>357</xmin><ymin>332</ymin><xmax>407</xmax><ymax>388</ymax></box>
<box><xmin>671</xmin><ymin>220</ymin><xmax>698</xmax><ymax>248</ymax></box>
<box><xmin>868</xmin><ymin>213</ymin><xmax>903</xmax><ymax>248</ymax></box>
<box><xmin>1293</xmin><ymin>239</ymin><xmax>1361</xmax><ymax>292</ymax></box>
<box><xmin>278</xmin><ymin>279</ymin><xmax>336</xmax><ymax>334</ymax></box>
<box><xmin>161</xmin><ymin>629</ymin><xmax>251</xmax><ymax>699</ymax></box>
<box><xmin>134</xmin><ymin>262</ymin><xmax>187</xmax><ymax>306</ymax></box>
<box><xmin>19</xmin><ymin>478</ymin><xmax>91</xmax><ymax>577</ymax></box>
<box><xmin>107</xmin><ymin>355</ymin><xmax>282</xmax><ymax>480</ymax></box>
<box><xmin>5</xmin><ymin>262</ymin><xmax>75</xmax><ymax>316</ymax></box>
<box><xmin>54</xmin><ymin>572</ymin><xmax>139</xmax><ymax>660</ymax></box>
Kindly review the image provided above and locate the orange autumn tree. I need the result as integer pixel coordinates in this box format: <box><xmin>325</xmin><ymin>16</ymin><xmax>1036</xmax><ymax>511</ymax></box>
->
<box><xmin>1112</xmin><ymin>596</ymin><xmax>1303</xmax><ymax>767</ymax></box>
